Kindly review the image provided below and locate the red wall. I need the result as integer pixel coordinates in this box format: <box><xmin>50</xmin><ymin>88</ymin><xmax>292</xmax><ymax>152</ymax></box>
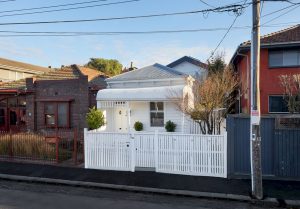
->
<box><xmin>236</xmin><ymin>48</ymin><xmax>300</xmax><ymax>115</ymax></box>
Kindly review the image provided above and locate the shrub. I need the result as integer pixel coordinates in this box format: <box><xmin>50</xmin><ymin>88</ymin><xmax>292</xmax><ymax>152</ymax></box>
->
<box><xmin>165</xmin><ymin>120</ymin><xmax>176</xmax><ymax>132</ymax></box>
<box><xmin>134</xmin><ymin>121</ymin><xmax>143</xmax><ymax>131</ymax></box>
<box><xmin>86</xmin><ymin>107</ymin><xmax>105</xmax><ymax>130</ymax></box>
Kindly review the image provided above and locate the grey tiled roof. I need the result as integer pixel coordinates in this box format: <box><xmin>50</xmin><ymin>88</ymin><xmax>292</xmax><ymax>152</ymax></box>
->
<box><xmin>167</xmin><ymin>56</ymin><xmax>208</xmax><ymax>69</ymax></box>
<box><xmin>106</xmin><ymin>63</ymin><xmax>186</xmax><ymax>82</ymax></box>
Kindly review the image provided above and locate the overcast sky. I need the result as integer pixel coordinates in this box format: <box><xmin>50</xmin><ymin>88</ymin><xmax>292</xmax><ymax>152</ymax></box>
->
<box><xmin>0</xmin><ymin>0</ymin><xmax>298</xmax><ymax>68</ymax></box>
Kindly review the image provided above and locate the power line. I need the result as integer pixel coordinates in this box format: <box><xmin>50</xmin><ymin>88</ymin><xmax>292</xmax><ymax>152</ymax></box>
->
<box><xmin>262</xmin><ymin>3</ymin><xmax>300</xmax><ymax>25</ymax></box>
<box><xmin>0</xmin><ymin>22</ymin><xmax>296</xmax><ymax>37</ymax></box>
<box><xmin>208</xmin><ymin>0</ymin><xmax>249</xmax><ymax>60</ymax></box>
<box><xmin>199</xmin><ymin>0</ymin><xmax>215</xmax><ymax>8</ymax></box>
<box><xmin>0</xmin><ymin>0</ymin><xmax>141</xmax><ymax>18</ymax></box>
<box><xmin>0</xmin><ymin>4</ymin><xmax>250</xmax><ymax>26</ymax></box>
<box><xmin>0</xmin><ymin>0</ymin><xmax>112</xmax><ymax>14</ymax></box>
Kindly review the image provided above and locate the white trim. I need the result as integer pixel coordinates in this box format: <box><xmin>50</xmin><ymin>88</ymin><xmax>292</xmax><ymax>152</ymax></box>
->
<box><xmin>107</xmin><ymin>77</ymin><xmax>185</xmax><ymax>84</ymax></box>
<box><xmin>149</xmin><ymin>101</ymin><xmax>165</xmax><ymax>128</ymax></box>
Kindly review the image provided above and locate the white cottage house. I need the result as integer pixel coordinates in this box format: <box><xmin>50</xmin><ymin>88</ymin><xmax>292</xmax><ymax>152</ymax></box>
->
<box><xmin>96</xmin><ymin>56</ymin><xmax>207</xmax><ymax>133</ymax></box>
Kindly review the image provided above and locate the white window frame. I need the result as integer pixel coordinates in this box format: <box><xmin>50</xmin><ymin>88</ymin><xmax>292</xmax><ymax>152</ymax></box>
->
<box><xmin>269</xmin><ymin>50</ymin><xmax>300</xmax><ymax>68</ymax></box>
<box><xmin>149</xmin><ymin>102</ymin><xmax>165</xmax><ymax>127</ymax></box>
<box><xmin>268</xmin><ymin>95</ymin><xmax>289</xmax><ymax>114</ymax></box>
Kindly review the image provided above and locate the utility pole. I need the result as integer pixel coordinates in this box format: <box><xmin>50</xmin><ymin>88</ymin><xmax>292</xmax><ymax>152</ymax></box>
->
<box><xmin>250</xmin><ymin>0</ymin><xmax>263</xmax><ymax>199</ymax></box>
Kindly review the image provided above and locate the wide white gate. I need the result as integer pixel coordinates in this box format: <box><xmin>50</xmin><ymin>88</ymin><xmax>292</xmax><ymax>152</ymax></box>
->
<box><xmin>84</xmin><ymin>132</ymin><xmax>134</xmax><ymax>171</ymax></box>
<box><xmin>84</xmin><ymin>130</ymin><xmax>227</xmax><ymax>178</ymax></box>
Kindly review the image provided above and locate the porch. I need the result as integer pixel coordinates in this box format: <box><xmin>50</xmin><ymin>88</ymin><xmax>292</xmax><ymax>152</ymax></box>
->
<box><xmin>97</xmin><ymin>85</ymin><xmax>193</xmax><ymax>133</ymax></box>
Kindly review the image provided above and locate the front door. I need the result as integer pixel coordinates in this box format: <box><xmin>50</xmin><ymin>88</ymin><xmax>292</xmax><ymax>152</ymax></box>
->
<box><xmin>115</xmin><ymin>108</ymin><xmax>128</xmax><ymax>132</ymax></box>
<box><xmin>0</xmin><ymin>108</ymin><xmax>7</xmax><ymax>131</ymax></box>
<box><xmin>8</xmin><ymin>108</ymin><xmax>19</xmax><ymax>132</ymax></box>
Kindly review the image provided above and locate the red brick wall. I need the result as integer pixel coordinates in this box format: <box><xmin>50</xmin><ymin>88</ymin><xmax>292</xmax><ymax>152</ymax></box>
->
<box><xmin>236</xmin><ymin>48</ymin><xmax>300</xmax><ymax>115</ymax></box>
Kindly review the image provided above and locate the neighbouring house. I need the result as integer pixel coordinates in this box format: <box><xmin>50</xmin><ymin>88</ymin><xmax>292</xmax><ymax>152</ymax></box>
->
<box><xmin>0</xmin><ymin>65</ymin><xmax>107</xmax><ymax>132</ymax></box>
<box><xmin>231</xmin><ymin>24</ymin><xmax>300</xmax><ymax>114</ymax></box>
<box><xmin>96</xmin><ymin>56</ymin><xmax>208</xmax><ymax>133</ymax></box>
<box><xmin>0</xmin><ymin>57</ymin><xmax>51</xmax><ymax>82</ymax></box>
<box><xmin>167</xmin><ymin>56</ymin><xmax>208</xmax><ymax>80</ymax></box>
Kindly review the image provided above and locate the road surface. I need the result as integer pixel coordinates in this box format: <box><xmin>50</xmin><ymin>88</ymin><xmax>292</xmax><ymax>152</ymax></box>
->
<box><xmin>0</xmin><ymin>180</ymin><xmax>282</xmax><ymax>209</ymax></box>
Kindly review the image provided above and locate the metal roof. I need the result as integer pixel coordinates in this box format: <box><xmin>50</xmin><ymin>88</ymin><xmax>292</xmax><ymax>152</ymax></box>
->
<box><xmin>106</xmin><ymin>63</ymin><xmax>186</xmax><ymax>82</ymax></box>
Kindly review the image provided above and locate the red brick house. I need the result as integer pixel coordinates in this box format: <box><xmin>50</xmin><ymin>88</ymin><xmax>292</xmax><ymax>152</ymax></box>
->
<box><xmin>231</xmin><ymin>25</ymin><xmax>300</xmax><ymax>115</ymax></box>
<box><xmin>0</xmin><ymin>65</ymin><xmax>107</xmax><ymax>132</ymax></box>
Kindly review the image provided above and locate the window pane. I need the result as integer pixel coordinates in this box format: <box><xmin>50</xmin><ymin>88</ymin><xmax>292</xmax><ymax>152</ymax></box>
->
<box><xmin>58</xmin><ymin>103</ymin><xmax>68</xmax><ymax>127</ymax></box>
<box><xmin>45</xmin><ymin>103</ymin><xmax>55</xmax><ymax>114</ymax></box>
<box><xmin>269</xmin><ymin>96</ymin><xmax>289</xmax><ymax>113</ymax></box>
<box><xmin>150</xmin><ymin>102</ymin><xmax>163</xmax><ymax>111</ymax></box>
<box><xmin>283</xmin><ymin>50</ymin><xmax>298</xmax><ymax>66</ymax></box>
<box><xmin>46</xmin><ymin>114</ymin><xmax>55</xmax><ymax>126</ymax></box>
<box><xmin>269</xmin><ymin>51</ymin><xmax>283</xmax><ymax>67</ymax></box>
<box><xmin>150</xmin><ymin>112</ymin><xmax>164</xmax><ymax>127</ymax></box>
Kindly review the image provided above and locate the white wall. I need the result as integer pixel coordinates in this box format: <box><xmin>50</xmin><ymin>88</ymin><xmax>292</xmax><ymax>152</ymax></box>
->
<box><xmin>171</xmin><ymin>61</ymin><xmax>207</xmax><ymax>80</ymax></box>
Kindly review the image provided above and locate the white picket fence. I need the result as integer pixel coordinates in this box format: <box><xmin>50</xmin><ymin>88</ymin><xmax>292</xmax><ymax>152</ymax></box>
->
<box><xmin>84</xmin><ymin>130</ymin><xmax>227</xmax><ymax>178</ymax></box>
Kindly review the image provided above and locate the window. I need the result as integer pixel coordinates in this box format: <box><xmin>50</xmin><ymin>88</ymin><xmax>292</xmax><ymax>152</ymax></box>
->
<box><xmin>269</xmin><ymin>50</ymin><xmax>300</xmax><ymax>68</ymax></box>
<box><xmin>269</xmin><ymin>96</ymin><xmax>289</xmax><ymax>113</ymax></box>
<box><xmin>44</xmin><ymin>102</ymin><xmax>70</xmax><ymax>128</ymax></box>
<box><xmin>150</xmin><ymin>102</ymin><xmax>164</xmax><ymax>127</ymax></box>
<box><xmin>0</xmin><ymin>109</ymin><xmax>5</xmax><ymax>126</ymax></box>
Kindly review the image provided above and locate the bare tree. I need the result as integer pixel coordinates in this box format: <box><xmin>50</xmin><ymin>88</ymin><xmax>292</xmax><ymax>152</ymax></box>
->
<box><xmin>279</xmin><ymin>74</ymin><xmax>300</xmax><ymax>113</ymax></box>
<box><xmin>186</xmin><ymin>66</ymin><xmax>239</xmax><ymax>134</ymax></box>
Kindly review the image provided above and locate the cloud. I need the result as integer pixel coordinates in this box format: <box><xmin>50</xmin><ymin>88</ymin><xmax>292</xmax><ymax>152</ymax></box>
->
<box><xmin>0</xmin><ymin>39</ymin><xmax>49</xmax><ymax>64</ymax></box>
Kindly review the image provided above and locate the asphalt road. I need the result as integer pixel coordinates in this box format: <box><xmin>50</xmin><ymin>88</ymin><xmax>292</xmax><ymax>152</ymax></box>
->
<box><xmin>0</xmin><ymin>180</ymin><xmax>285</xmax><ymax>209</ymax></box>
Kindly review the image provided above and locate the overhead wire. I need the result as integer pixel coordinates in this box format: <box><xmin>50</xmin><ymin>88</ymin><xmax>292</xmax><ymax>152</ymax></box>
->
<box><xmin>0</xmin><ymin>4</ymin><xmax>250</xmax><ymax>26</ymax></box>
<box><xmin>0</xmin><ymin>0</ymin><xmax>142</xmax><ymax>18</ymax></box>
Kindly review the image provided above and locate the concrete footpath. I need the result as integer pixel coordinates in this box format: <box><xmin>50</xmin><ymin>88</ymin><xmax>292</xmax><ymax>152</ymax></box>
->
<box><xmin>0</xmin><ymin>161</ymin><xmax>299</xmax><ymax>207</ymax></box>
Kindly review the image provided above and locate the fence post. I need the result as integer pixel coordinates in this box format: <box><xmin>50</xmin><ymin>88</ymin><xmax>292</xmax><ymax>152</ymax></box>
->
<box><xmin>73</xmin><ymin>128</ymin><xmax>78</xmax><ymax>165</ymax></box>
<box><xmin>130</xmin><ymin>132</ymin><xmax>135</xmax><ymax>172</ymax></box>
<box><xmin>84</xmin><ymin>128</ymin><xmax>88</xmax><ymax>169</ymax></box>
<box><xmin>55</xmin><ymin>128</ymin><xmax>59</xmax><ymax>164</ymax></box>
<box><xmin>154</xmin><ymin>130</ymin><xmax>158</xmax><ymax>172</ymax></box>
<box><xmin>224</xmin><ymin>131</ymin><xmax>228</xmax><ymax>178</ymax></box>
<box><xmin>9</xmin><ymin>129</ymin><xmax>13</xmax><ymax>158</ymax></box>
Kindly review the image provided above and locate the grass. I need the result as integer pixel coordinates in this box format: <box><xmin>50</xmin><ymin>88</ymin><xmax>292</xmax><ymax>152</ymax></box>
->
<box><xmin>0</xmin><ymin>133</ymin><xmax>72</xmax><ymax>162</ymax></box>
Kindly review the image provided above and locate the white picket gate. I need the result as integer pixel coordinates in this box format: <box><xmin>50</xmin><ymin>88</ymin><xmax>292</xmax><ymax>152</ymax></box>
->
<box><xmin>84</xmin><ymin>130</ymin><xmax>227</xmax><ymax>178</ymax></box>
<box><xmin>84</xmin><ymin>131</ymin><xmax>134</xmax><ymax>172</ymax></box>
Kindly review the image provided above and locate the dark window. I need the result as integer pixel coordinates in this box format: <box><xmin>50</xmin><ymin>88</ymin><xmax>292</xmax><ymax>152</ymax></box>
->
<box><xmin>269</xmin><ymin>96</ymin><xmax>289</xmax><ymax>113</ymax></box>
<box><xmin>150</xmin><ymin>102</ymin><xmax>164</xmax><ymax>127</ymax></box>
<box><xmin>44</xmin><ymin>102</ymin><xmax>69</xmax><ymax>128</ymax></box>
<box><xmin>269</xmin><ymin>50</ymin><xmax>300</xmax><ymax>68</ymax></box>
<box><xmin>0</xmin><ymin>109</ymin><xmax>5</xmax><ymax>126</ymax></box>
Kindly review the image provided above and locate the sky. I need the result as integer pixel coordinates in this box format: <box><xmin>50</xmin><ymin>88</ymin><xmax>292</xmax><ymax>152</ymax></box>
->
<box><xmin>0</xmin><ymin>0</ymin><xmax>299</xmax><ymax>69</ymax></box>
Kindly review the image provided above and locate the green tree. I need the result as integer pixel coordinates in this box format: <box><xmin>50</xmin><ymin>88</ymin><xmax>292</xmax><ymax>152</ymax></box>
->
<box><xmin>86</xmin><ymin>107</ymin><xmax>105</xmax><ymax>130</ymax></box>
<box><xmin>86</xmin><ymin>58</ymin><xmax>123</xmax><ymax>76</ymax></box>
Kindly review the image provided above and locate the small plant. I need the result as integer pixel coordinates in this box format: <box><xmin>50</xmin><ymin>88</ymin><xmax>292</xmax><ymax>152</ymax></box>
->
<box><xmin>165</xmin><ymin>120</ymin><xmax>176</xmax><ymax>132</ymax></box>
<box><xmin>134</xmin><ymin>121</ymin><xmax>143</xmax><ymax>131</ymax></box>
<box><xmin>86</xmin><ymin>107</ymin><xmax>105</xmax><ymax>130</ymax></box>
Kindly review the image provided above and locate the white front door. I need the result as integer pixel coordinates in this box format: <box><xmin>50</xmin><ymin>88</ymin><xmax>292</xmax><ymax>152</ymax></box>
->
<box><xmin>115</xmin><ymin>108</ymin><xmax>128</xmax><ymax>132</ymax></box>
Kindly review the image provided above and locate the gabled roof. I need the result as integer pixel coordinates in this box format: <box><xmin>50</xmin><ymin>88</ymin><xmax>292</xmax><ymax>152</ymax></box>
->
<box><xmin>0</xmin><ymin>65</ymin><xmax>108</xmax><ymax>91</ymax></box>
<box><xmin>242</xmin><ymin>24</ymin><xmax>300</xmax><ymax>47</ymax></box>
<box><xmin>231</xmin><ymin>25</ymin><xmax>300</xmax><ymax>64</ymax></box>
<box><xmin>106</xmin><ymin>63</ymin><xmax>186</xmax><ymax>82</ymax></box>
<box><xmin>167</xmin><ymin>56</ymin><xmax>208</xmax><ymax>69</ymax></box>
<box><xmin>0</xmin><ymin>57</ymin><xmax>50</xmax><ymax>74</ymax></box>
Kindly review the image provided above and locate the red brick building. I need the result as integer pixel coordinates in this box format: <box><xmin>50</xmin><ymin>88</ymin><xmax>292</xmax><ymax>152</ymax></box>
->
<box><xmin>231</xmin><ymin>25</ymin><xmax>300</xmax><ymax>115</ymax></box>
<box><xmin>0</xmin><ymin>65</ymin><xmax>107</xmax><ymax>132</ymax></box>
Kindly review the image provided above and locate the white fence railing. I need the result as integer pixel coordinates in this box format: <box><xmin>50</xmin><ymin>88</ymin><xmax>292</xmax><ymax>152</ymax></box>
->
<box><xmin>84</xmin><ymin>130</ymin><xmax>227</xmax><ymax>178</ymax></box>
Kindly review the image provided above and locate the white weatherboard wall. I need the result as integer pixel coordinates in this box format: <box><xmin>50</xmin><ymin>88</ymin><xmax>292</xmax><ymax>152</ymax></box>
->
<box><xmin>129</xmin><ymin>101</ymin><xmax>184</xmax><ymax>132</ymax></box>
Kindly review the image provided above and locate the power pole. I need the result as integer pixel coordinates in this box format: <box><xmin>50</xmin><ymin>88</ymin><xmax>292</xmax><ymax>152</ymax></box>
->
<box><xmin>250</xmin><ymin>0</ymin><xmax>263</xmax><ymax>199</ymax></box>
